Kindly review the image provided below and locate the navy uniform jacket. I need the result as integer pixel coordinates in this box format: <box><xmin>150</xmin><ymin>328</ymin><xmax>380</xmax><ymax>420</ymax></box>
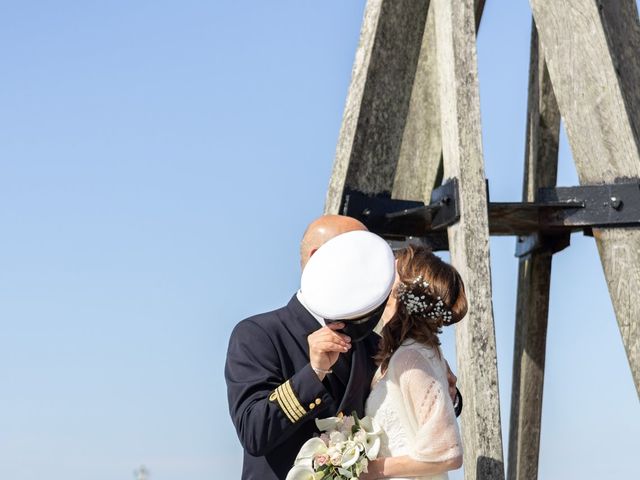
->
<box><xmin>225</xmin><ymin>294</ymin><xmax>379</xmax><ymax>480</ymax></box>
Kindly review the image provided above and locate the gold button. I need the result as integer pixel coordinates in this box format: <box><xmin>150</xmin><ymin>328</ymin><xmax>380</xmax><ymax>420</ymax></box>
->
<box><xmin>269</xmin><ymin>392</ymin><xmax>277</xmax><ymax>401</ymax></box>
<box><xmin>309</xmin><ymin>403</ymin><xmax>315</xmax><ymax>409</ymax></box>
<box><xmin>315</xmin><ymin>398</ymin><xmax>321</xmax><ymax>405</ymax></box>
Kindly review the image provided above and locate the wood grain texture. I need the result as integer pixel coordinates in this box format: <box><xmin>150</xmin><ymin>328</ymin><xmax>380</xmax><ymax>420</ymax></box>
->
<box><xmin>507</xmin><ymin>21</ymin><xmax>560</xmax><ymax>480</ymax></box>
<box><xmin>530</xmin><ymin>0</ymin><xmax>640</xmax><ymax>397</ymax></box>
<box><xmin>433</xmin><ymin>0</ymin><xmax>505</xmax><ymax>478</ymax></box>
<box><xmin>327</xmin><ymin>0</ymin><xmax>487</xmax><ymax>212</ymax></box>
<box><xmin>392</xmin><ymin>4</ymin><xmax>443</xmax><ymax>202</ymax></box>
<box><xmin>324</xmin><ymin>0</ymin><xmax>430</xmax><ymax>214</ymax></box>
<box><xmin>392</xmin><ymin>0</ymin><xmax>486</xmax><ymax>203</ymax></box>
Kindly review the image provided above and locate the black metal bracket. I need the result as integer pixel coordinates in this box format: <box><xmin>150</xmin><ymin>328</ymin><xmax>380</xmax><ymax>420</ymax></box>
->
<box><xmin>341</xmin><ymin>178</ymin><xmax>640</xmax><ymax>256</ymax></box>
<box><xmin>514</xmin><ymin>232</ymin><xmax>572</xmax><ymax>258</ymax></box>
<box><xmin>341</xmin><ymin>179</ymin><xmax>460</xmax><ymax>251</ymax></box>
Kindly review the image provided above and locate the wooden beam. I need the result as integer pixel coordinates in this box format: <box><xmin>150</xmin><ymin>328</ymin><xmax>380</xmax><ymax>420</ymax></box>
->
<box><xmin>507</xmin><ymin>21</ymin><xmax>560</xmax><ymax>480</ymax></box>
<box><xmin>392</xmin><ymin>3</ymin><xmax>443</xmax><ymax>202</ymax></box>
<box><xmin>530</xmin><ymin>0</ymin><xmax>640</xmax><ymax>397</ymax></box>
<box><xmin>327</xmin><ymin>0</ymin><xmax>487</xmax><ymax>212</ymax></box>
<box><xmin>433</xmin><ymin>0</ymin><xmax>505</xmax><ymax>478</ymax></box>
<box><xmin>392</xmin><ymin>0</ymin><xmax>486</xmax><ymax>202</ymax></box>
<box><xmin>324</xmin><ymin>0</ymin><xmax>431</xmax><ymax>214</ymax></box>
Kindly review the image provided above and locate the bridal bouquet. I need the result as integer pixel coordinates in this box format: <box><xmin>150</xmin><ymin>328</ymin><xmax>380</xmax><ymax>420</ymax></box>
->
<box><xmin>286</xmin><ymin>412</ymin><xmax>382</xmax><ymax>480</ymax></box>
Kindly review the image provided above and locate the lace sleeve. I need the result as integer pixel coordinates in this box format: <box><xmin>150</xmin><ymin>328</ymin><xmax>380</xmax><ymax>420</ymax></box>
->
<box><xmin>393</xmin><ymin>346</ymin><xmax>463</xmax><ymax>463</ymax></box>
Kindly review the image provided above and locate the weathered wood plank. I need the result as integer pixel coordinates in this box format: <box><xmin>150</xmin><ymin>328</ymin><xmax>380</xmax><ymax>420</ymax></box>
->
<box><xmin>507</xmin><ymin>21</ymin><xmax>560</xmax><ymax>480</ymax></box>
<box><xmin>433</xmin><ymin>0</ymin><xmax>505</xmax><ymax>478</ymax></box>
<box><xmin>392</xmin><ymin>4</ymin><xmax>443</xmax><ymax>202</ymax></box>
<box><xmin>392</xmin><ymin>0</ymin><xmax>486</xmax><ymax>202</ymax></box>
<box><xmin>324</xmin><ymin>0</ymin><xmax>431</xmax><ymax>214</ymax></box>
<box><xmin>530</xmin><ymin>0</ymin><xmax>640</xmax><ymax>397</ymax></box>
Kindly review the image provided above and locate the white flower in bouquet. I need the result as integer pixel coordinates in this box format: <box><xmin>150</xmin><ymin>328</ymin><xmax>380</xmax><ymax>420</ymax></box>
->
<box><xmin>329</xmin><ymin>430</ymin><xmax>348</xmax><ymax>445</ymax></box>
<box><xmin>287</xmin><ymin>438</ymin><xmax>329</xmax><ymax>480</ymax></box>
<box><xmin>286</xmin><ymin>412</ymin><xmax>382</xmax><ymax>480</ymax></box>
<box><xmin>357</xmin><ymin>415</ymin><xmax>382</xmax><ymax>460</ymax></box>
<box><xmin>315</xmin><ymin>416</ymin><xmax>342</xmax><ymax>432</ymax></box>
<box><xmin>327</xmin><ymin>446</ymin><xmax>343</xmax><ymax>467</ymax></box>
<box><xmin>353</xmin><ymin>428</ymin><xmax>367</xmax><ymax>444</ymax></box>
<box><xmin>286</xmin><ymin>465</ymin><xmax>322</xmax><ymax>480</ymax></box>
<box><xmin>339</xmin><ymin>416</ymin><xmax>355</xmax><ymax>434</ymax></box>
<box><xmin>340</xmin><ymin>440</ymin><xmax>362</xmax><ymax>468</ymax></box>
<box><xmin>294</xmin><ymin>437</ymin><xmax>328</xmax><ymax>468</ymax></box>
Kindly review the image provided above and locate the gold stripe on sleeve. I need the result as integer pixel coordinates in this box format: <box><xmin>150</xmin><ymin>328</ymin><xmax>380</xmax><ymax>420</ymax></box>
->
<box><xmin>278</xmin><ymin>382</ymin><xmax>299</xmax><ymax>419</ymax></box>
<box><xmin>282</xmin><ymin>380</ymin><xmax>306</xmax><ymax>418</ymax></box>
<box><xmin>273</xmin><ymin>389</ymin><xmax>296</xmax><ymax>423</ymax></box>
<box><xmin>277</xmin><ymin>397</ymin><xmax>296</xmax><ymax>422</ymax></box>
<box><xmin>275</xmin><ymin>384</ymin><xmax>300</xmax><ymax>422</ymax></box>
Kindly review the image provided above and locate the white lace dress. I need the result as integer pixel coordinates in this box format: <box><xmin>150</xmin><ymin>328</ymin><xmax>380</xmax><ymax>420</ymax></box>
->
<box><xmin>364</xmin><ymin>340</ymin><xmax>462</xmax><ymax>480</ymax></box>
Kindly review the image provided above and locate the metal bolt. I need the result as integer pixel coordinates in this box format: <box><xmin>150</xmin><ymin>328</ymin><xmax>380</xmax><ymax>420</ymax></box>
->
<box><xmin>610</xmin><ymin>196</ymin><xmax>623</xmax><ymax>210</ymax></box>
<box><xmin>440</xmin><ymin>196</ymin><xmax>451</xmax><ymax>206</ymax></box>
<box><xmin>362</xmin><ymin>208</ymin><xmax>371</xmax><ymax>216</ymax></box>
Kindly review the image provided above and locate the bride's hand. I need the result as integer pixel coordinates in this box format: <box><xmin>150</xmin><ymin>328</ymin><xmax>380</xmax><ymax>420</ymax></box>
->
<box><xmin>359</xmin><ymin>458</ymin><xmax>383</xmax><ymax>479</ymax></box>
<box><xmin>445</xmin><ymin>360</ymin><xmax>457</xmax><ymax>402</ymax></box>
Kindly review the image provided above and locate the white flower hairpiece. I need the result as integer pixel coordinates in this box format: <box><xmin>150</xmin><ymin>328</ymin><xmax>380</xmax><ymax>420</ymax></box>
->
<box><xmin>397</xmin><ymin>275</ymin><xmax>453</xmax><ymax>324</ymax></box>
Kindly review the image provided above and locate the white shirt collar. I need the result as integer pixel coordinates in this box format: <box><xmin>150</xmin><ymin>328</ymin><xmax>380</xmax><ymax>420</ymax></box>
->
<box><xmin>296</xmin><ymin>289</ymin><xmax>326</xmax><ymax>327</ymax></box>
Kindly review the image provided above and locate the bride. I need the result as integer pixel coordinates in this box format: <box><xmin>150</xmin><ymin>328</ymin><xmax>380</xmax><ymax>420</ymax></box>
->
<box><xmin>361</xmin><ymin>245</ymin><xmax>467</xmax><ymax>480</ymax></box>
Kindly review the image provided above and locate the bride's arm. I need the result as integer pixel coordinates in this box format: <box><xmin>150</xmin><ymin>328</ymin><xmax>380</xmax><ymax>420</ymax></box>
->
<box><xmin>363</xmin><ymin>349</ymin><xmax>463</xmax><ymax>479</ymax></box>
<box><xmin>363</xmin><ymin>454</ymin><xmax>462</xmax><ymax>479</ymax></box>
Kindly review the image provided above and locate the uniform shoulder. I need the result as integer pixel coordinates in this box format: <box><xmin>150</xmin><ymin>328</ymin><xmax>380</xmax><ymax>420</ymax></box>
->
<box><xmin>230</xmin><ymin>304</ymin><xmax>290</xmax><ymax>339</ymax></box>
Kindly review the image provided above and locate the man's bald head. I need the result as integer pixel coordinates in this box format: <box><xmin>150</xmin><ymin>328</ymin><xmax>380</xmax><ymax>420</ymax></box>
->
<box><xmin>300</xmin><ymin>215</ymin><xmax>368</xmax><ymax>270</ymax></box>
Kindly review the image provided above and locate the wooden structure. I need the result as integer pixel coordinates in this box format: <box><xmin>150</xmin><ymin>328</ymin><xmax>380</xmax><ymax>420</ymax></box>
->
<box><xmin>324</xmin><ymin>1</ymin><xmax>640</xmax><ymax>479</ymax></box>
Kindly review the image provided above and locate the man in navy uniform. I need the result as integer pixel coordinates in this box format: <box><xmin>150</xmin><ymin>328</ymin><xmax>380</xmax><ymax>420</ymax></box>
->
<box><xmin>225</xmin><ymin>215</ymin><xmax>459</xmax><ymax>479</ymax></box>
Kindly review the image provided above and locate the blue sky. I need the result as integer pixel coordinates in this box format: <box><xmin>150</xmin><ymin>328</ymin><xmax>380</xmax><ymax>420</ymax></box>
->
<box><xmin>1</xmin><ymin>1</ymin><xmax>638</xmax><ymax>479</ymax></box>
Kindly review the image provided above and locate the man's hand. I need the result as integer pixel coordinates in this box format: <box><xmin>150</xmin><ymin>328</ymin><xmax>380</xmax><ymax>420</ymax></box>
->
<box><xmin>307</xmin><ymin>323</ymin><xmax>351</xmax><ymax>379</ymax></box>
<box><xmin>445</xmin><ymin>360</ymin><xmax>457</xmax><ymax>403</ymax></box>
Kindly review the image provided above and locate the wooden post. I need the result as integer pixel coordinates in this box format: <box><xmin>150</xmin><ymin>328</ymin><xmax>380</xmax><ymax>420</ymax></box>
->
<box><xmin>433</xmin><ymin>0</ymin><xmax>505</xmax><ymax>478</ymax></box>
<box><xmin>325</xmin><ymin>0</ymin><xmax>486</xmax><ymax>211</ymax></box>
<box><xmin>392</xmin><ymin>0</ymin><xmax>486</xmax><ymax>201</ymax></box>
<box><xmin>324</xmin><ymin>1</ymin><xmax>640</xmax><ymax>476</ymax></box>
<box><xmin>324</xmin><ymin>0</ymin><xmax>431</xmax><ymax>213</ymax></box>
<box><xmin>530</xmin><ymin>0</ymin><xmax>640</xmax><ymax>397</ymax></box>
<box><xmin>392</xmin><ymin>3</ymin><xmax>443</xmax><ymax>201</ymax></box>
<box><xmin>507</xmin><ymin>22</ymin><xmax>560</xmax><ymax>480</ymax></box>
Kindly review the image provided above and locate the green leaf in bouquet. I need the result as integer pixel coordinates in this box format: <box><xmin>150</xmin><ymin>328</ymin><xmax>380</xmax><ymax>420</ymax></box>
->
<box><xmin>337</xmin><ymin>467</ymin><xmax>353</xmax><ymax>478</ymax></box>
<box><xmin>351</xmin><ymin>411</ymin><xmax>361</xmax><ymax>428</ymax></box>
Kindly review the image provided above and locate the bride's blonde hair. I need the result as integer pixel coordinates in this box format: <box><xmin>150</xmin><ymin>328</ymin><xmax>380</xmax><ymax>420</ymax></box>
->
<box><xmin>375</xmin><ymin>245</ymin><xmax>468</xmax><ymax>373</ymax></box>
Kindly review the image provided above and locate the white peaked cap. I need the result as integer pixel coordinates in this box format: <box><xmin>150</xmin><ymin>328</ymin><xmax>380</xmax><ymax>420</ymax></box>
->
<box><xmin>300</xmin><ymin>230</ymin><xmax>396</xmax><ymax>320</ymax></box>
